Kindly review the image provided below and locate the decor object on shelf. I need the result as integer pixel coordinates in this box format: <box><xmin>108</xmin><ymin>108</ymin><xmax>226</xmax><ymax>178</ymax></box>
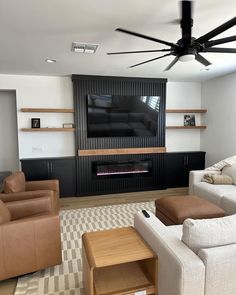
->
<box><xmin>134</xmin><ymin>210</ymin><xmax>236</xmax><ymax>295</ymax></box>
<box><xmin>184</xmin><ymin>114</ymin><xmax>195</xmax><ymax>126</ymax></box>
<box><xmin>63</xmin><ymin>123</ymin><xmax>74</xmax><ymax>128</ymax></box>
<box><xmin>31</xmin><ymin>118</ymin><xmax>40</xmax><ymax>128</ymax></box>
<box><xmin>108</xmin><ymin>1</ymin><xmax>236</xmax><ymax>71</ymax></box>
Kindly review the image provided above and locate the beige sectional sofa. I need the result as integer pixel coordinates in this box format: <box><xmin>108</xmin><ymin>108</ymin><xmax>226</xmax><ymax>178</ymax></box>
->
<box><xmin>189</xmin><ymin>163</ymin><xmax>236</xmax><ymax>215</ymax></box>
<box><xmin>134</xmin><ymin>211</ymin><xmax>236</xmax><ymax>295</ymax></box>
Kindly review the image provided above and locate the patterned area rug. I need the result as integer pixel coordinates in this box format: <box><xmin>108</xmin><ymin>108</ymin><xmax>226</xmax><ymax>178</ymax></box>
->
<box><xmin>14</xmin><ymin>201</ymin><xmax>155</xmax><ymax>295</ymax></box>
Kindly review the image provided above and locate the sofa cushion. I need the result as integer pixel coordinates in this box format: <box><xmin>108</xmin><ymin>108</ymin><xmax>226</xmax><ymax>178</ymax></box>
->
<box><xmin>193</xmin><ymin>182</ymin><xmax>236</xmax><ymax>206</ymax></box>
<box><xmin>3</xmin><ymin>171</ymin><xmax>26</xmax><ymax>193</ymax></box>
<box><xmin>222</xmin><ymin>164</ymin><xmax>236</xmax><ymax>184</ymax></box>
<box><xmin>133</xmin><ymin>129</ymin><xmax>153</xmax><ymax>136</ymax></box>
<box><xmin>182</xmin><ymin>214</ymin><xmax>236</xmax><ymax>254</ymax></box>
<box><xmin>0</xmin><ymin>200</ymin><xmax>11</xmax><ymax>224</ymax></box>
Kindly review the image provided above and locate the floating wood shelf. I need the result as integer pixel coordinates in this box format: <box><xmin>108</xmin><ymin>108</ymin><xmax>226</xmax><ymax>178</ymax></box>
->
<box><xmin>166</xmin><ymin>109</ymin><xmax>207</xmax><ymax>113</ymax></box>
<box><xmin>21</xmin><ymin>128</ymin><xmax>75</xmax><ymax>132</ymax></box>
<box><xmin>79</xmin><ymin>147</ymin><xmax>166</xmax><ymax>156</ymax></box>
<box><xmin>166</xmin><ymin>126</ymin><xmax>206</xmax><ymax>129</ymax></box>
<box><xmin>21</xmin><ymin>108</ymin><xmax>75</xmax><ymax>113</ymax></box>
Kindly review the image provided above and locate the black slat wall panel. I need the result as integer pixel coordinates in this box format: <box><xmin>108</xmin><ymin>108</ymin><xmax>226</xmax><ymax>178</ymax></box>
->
<box><xmin>72</xmin><ymin>75</ymin><xmax>167</xmax><ymax>150</ymax></box>
<box><xmin>72</xmin><ymin>75</ymin><xmax>167</xmax><ymax>196</ymax></box>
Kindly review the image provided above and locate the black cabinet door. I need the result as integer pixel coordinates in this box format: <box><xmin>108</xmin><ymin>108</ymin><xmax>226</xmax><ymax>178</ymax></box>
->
<box><xmin>21</xmin><ymin>157</ymin><xmax>76</xmax><ymax>197</ymax></box>
<box><xmin>164</xmin><ymin>153</ymin><xmax>186</xmax><ymax>188</ymax></box>
<box><xmin>21</xmin><ymin>159</ymin><xmax>50</xmax><ymax>180</ymax></box>
<box><xmin>50</xmin><ymin>158</ymin><xmax>76</xmax><ymax>197</ymax></box>
<box><xmin>165</xmin><ymin>152</ymin><xmax>205</xmax><ymax>188</ymax></box>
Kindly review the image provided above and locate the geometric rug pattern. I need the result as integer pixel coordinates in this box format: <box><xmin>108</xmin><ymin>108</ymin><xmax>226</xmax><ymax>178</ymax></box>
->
<box><xmin>14</xmin><ymin>201</ymin><xmax>155</xmax><ymax>295</ymax></box>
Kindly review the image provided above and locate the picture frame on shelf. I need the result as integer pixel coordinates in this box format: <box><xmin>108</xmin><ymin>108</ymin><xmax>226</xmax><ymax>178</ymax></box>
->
<box><xmin>31</xmin><ymin>118</ymin><xmax>40</xmax><ymax>128</ymax></box>
<box><xmin>184</xmin><ymin>114</ymin><xmax>195</xmax><ymax>126</ymax></box>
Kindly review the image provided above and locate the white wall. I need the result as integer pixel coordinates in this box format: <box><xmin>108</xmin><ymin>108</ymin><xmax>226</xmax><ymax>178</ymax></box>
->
<box><xmin>0</xmin><ymin>91</ymin><xmax>19</xmax><ymax>170</ymax></box>
<box><xmin>166</xmin><ymin>82</ymin><xmax>202</xmax><ymax>152</ymax></box>
<box><xmin>0</xmin><ymin>75</ymin><xmax>74</xmax><ymax>159</ymax></box>
<box><xmin>0</xmin><ymin>75</ymin><xmax>202</xmax><ymax>161</ymax></box>
<box><xmin>201</xmin><ymin>72</ymin><xmax>236</xmax><ymax>167</ymax></box>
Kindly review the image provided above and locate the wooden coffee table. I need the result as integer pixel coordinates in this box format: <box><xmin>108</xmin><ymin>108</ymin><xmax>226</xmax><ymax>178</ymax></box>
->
<box><xmin>82</xmin><ymin>227</ymin><xmax>157</xmax><ymax>295</ymax></box>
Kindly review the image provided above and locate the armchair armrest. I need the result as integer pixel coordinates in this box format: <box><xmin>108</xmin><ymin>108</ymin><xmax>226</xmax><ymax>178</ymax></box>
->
<box><xmin>26</xmin><ymin>179</ymin><xmax>59</xmax><ymax>195</ymax></box>
<box><xmin>189</xmin><ymin>170</ymin><xmax>221</xmax><ymax>194</ymax></box>
<box><xmin>134</xmin><ymin>211</ymin><xmax>205</xmax><ymax>295</ymax></box>
<box><xmin>0</xmin><ymin>190</ymin><xmax>54</xmax><ymax>203</ymax></box>
<box><xmin>5</xmin><ymin>195</ymin><xmax>54</xmax><ymax>220</ymax></box>
<box><xmin>0</xmin><ymin>214</ymin><xmax>62</xmax><ymax>280</ymax></box>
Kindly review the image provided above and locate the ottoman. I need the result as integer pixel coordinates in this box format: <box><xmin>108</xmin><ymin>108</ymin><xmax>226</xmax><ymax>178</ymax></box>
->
<box><xmin>155</xmin><ymin>195</ymin><xmax>225</xmax><ymax>225</ymax></box>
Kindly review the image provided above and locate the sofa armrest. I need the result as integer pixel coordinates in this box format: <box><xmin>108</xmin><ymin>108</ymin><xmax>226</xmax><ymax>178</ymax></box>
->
<box><xmin>0</xmin><ymin>213</ymin><xmax>62</xmax><ymax>280</ymax></box>
<box><xmin>189</xmin><ymin>170</ymin><xmax>221</xmax><ymax>194</ymax></box>
<box><xmin>5</xmin><ymin>195</ymin><xmax>54</xmax><ymax>220</ymax></box>
<box><xmin>26</xmin><ymin>179</ymin><xmax>59</xmax><ymax>195</ymax></box>
<box><xmin>134</xmin><ymin>211</ymin><xmax>205</xmax><ymax>295</ymax></box>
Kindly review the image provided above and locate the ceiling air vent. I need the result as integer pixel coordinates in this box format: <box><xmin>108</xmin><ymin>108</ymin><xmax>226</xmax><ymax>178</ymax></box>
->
<box><xmin>71</xmin><ymin>42</ymin><xmax>98</xmax><ymax>54</ymax></box>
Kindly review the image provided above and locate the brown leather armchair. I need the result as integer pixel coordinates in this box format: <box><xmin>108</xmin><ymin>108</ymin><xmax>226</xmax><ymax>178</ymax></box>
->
<box><xmin>0</xmin><ymin>171</ymin><xmax>60</xmax><ymax>213</ymax></box>
<box><xmin>0</xmin><ymin>194</ymin><xmax>62</xmax><ymax>280</ymax></box>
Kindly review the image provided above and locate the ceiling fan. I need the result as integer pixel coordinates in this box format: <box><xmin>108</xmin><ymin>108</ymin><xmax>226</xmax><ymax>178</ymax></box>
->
<box><xmin>107</xmin><ymin>1</ymin><xmax>236</xmax><ymax>71</ymax></box>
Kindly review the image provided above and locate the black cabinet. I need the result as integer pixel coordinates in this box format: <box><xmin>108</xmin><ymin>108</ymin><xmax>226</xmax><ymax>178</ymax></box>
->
<box><xmin>164</xmin><ymin>152</ymin><xmax>205</xmax><ymax>188</ymax></box>
<box><xmin>21</xmin><ymin>157</ymin><xmax>76</xmax><ymax>197</ymax></box>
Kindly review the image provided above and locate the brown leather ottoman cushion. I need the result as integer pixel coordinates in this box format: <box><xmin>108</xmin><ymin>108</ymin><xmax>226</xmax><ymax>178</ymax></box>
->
<box><xmin>155</xmin><ymin>195</ymin><xmax>225</xmax><ymax>225</ymax></box>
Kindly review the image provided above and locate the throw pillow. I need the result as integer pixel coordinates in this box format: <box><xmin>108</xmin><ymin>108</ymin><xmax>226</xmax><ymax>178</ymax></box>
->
<box><xmin>182</xmin><ymin>214</ymin><xmax>236</xmax><ymax>254</ymax></box>
<box><xmin>3</xmin><ymin>171</ymin><xmax>26</xmax><ymax>193</ymax></box>
<box><xmin>202</xmin><ymin>173</ymin><xmax>234</xmax><ymax>184</ymax></box>
<box><xmin>222</xmin><ymin>164</ymin><xmax>236</xmax><ymax>185</ymax></box>
<box><xmin>205</xmin><ymin>155</ymin><xmax>236</xmax><ymax>171</ymax></box>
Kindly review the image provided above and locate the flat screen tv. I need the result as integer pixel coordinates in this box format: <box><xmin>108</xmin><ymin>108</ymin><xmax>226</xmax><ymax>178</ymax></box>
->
<box><xmin>86</xmin><ymin>94</ymin><xmax>160</xmax><ymax>137</ymax></box>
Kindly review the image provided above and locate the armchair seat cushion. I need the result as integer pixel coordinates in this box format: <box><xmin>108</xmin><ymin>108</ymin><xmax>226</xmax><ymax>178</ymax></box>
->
<box><xmin>3</xmin><ymin>171</ymin><xmax>25</xmax><ymax>193</ymax></box>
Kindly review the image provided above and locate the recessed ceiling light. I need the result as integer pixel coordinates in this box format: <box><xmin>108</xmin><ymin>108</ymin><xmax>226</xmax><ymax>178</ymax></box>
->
<box><xmin>45</xmin><ymin>59</ymin><xmax>56</xmax><ymax>63</ymax></box>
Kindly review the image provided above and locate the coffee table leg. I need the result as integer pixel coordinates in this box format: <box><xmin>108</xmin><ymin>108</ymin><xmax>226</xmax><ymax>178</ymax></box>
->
<box><xmin>82</xmin><ymin>244</ymin><xmax>94</xmax><ymax>295</ymax></box>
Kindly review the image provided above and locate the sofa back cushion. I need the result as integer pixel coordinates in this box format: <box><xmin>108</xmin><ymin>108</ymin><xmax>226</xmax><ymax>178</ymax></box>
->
<box><xmin>222</xmin><ymin>163</ymin><xmax>236</xmax><ymax>184</ymax></box>
<box><xmin>3</xmin><ymin>171</ymin><xmax>26</xmax><ymax>193</ymax></box>
<box><xmin>182</xmin><ymin>214</ymin><xmax>236</xmax><ymax>253</ymax></box>
<box><xmin>0</xmin><ymin>200</ymin><xmax>11</xmax><ymax>224</ymax></box>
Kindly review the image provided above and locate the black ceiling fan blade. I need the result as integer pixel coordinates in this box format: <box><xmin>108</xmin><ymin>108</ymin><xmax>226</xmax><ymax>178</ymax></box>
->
<box><xmin>116</xmin><ymin>28</ymin><xmax>179</xmax><ymax>49</ymax></box>
<box><xmin>195</xmin><ymin>54</ymin><xmax>211</xmax><ymax>66</ymax></box>
<box><xmin>164</xmin><ymin>56</ymin><xmax>179</xmax><ymax>71</ymax></box>
<box><xmin>107</xmin><ymin>49</ymin><xmax>172</xmax><ymax>55</ymax></box>
<box><xmin>129</xmin><ymin>53</ymin><xmax>172</xmax><ymax>68</ymax></box>
<box><xmin>196</xmin><ymin>17</ymin><xmax>236</xmax><ymax>44</ymax></box>
<box><xmin>204</xmin><ymin>35</ymin><xmax>236</xmax><ymax>48</ymax></box>
<box><xmin>181</xmin><ymin>0</ymin><xmax>193</xmax><ymax>45</ymax></box>
<box><xmin>202</xmin><ymin>47</ymin><xmax>236</xmax><ymax>53</ymax></box>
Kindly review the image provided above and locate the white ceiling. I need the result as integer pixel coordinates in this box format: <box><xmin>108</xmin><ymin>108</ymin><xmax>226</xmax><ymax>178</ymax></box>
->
<box><xmin>0</xmin><ymin>0</ymin><xmax>235</xmax><ymax>82</ymax></box>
